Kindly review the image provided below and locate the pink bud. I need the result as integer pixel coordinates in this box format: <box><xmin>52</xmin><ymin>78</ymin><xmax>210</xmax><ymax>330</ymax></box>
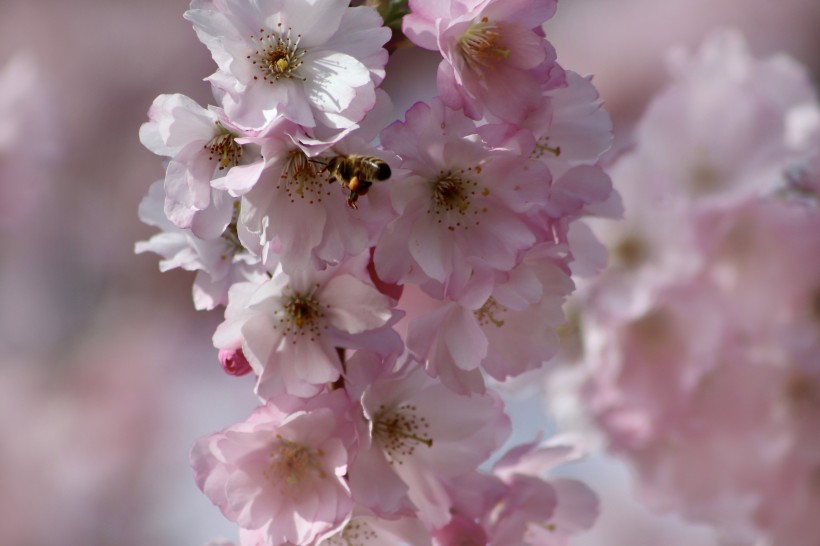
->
<box><xmin>218</xmin><ymin>348</ymin><xmax>252</xmax><ymax>377</ymax></box>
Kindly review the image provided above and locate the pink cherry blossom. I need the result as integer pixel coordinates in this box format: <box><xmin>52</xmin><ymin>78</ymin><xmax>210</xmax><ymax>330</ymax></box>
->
<box><xmin>213</xmin><ymin>252</ymin><xmax>401</xmax><ymax>399</ymax></box>
<box><xmin>439</xmin><ymin>438</ymin><xmax>599</xmax><ymax>546</ymax></box>
<box><xmin>191</xmin><ymin>402</ymin><xmax>353</xmax><ymax>546</ymax></box>
<box><xmin>538</xmin><ymin>71</ymin><xmax>614</xmax><ymax>178</ymax></box>
<box><xmin>185</xmin><ymin>0</ymin><xmax>389</xmax><ymax>130</ymax></box>
<box><xmin>355</xmin><ymin>363</ymin><xmax>511</xmax><ymax>527</ymax></box>
<box><xmin>135</xmin><ymin>180</ymin><xmax>269</xmax><ymax>310</ymax></box>
<box><xmin>374</xmin><ymin>99</ymin><xmax>550</xmax><ymax>300</ymax></box>
<box><xmin>402</xmin><ymin>0</ymin><xmax>559</xmax><ymax>123</ymax></box>
<box><xmin>139</xmin><ymin>93</ymin><xmax>267</xmax><ymax>238</ymax></box>
<box><xmin>406</xmin><ymin>243</ymin><xmax>575</xmax><ymax>394</ymax></box>
<box><xmin>490</xmin><ymin>439</ymin><xmax>599</xmax><ymax>545</ymax></box>
<box><xmin>239</xmin><ymin>119</ymin><xmax>396</xmax><ymax>271</ymax></box>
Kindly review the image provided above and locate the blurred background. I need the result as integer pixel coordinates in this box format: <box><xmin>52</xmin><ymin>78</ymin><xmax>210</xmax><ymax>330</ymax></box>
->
<box><xmin>0</xmin><ymin>0</ymin><xmax>818</xmax><ymax>544</ymax></box>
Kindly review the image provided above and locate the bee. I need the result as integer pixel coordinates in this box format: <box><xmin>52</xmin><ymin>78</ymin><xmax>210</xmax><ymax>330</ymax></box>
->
<box><xmin>318</xmin><ymin>154</ymin><xmax>392</xmax><ymax>209</ymax></box>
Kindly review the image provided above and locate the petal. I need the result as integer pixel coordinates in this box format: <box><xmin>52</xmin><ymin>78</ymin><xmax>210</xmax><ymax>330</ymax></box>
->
<box><xmin>302</xmin><ymin>51</ymin><xmax>371</xmax><ymax>114</ymax></box>
<box><xmin>322</xmin><ymin>274</ymin><xmax>393</xmax><ymax>334</ymax></box>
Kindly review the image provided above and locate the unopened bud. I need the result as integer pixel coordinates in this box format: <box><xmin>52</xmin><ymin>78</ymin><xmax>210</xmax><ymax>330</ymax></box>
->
<box><xmin>218</xmin><ymin>348</ymin><xmax>252</xmax><ymax>377</ymax></box>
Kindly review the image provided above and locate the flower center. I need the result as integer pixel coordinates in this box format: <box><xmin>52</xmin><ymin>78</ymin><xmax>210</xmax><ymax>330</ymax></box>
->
<box><xmin>373</xmin><ymin>403</ymin><xmax>433</xmax><ymax>463</ymax></box>
<box><xmin>689</xmin><ymin>162</ymin><xmax>724</xmax><ymax>195</ymax></box>
<box><xmin>458</xmin><ymin>17</ymin><xmax>510</xmax><ymax>71</ymax></box>
<box><xmin>276</xmin><ymin>289</ymin><xmax>327</xmax><ymax>340</ymax></box>
<box><xmin>612</xmin><ymin>235</ymin><xmax>648</xmax><ymax>269</ymax></box>
<box><xmin>323</xmin><ymin>520</ymin><xmax>378</xmax><ymax>546</ymax></box>
<box><xmin>784</xmin><ymin>373</ymin><xmax>820</xmax><ymax>410</ymax></box>
<box><xmin>205</xmin><ymin>122</ymin><xmax>242</xmax><ymax>170</ymax></box>
<box><xmin>428</xmin><ymin>168</ymin><xmax>487</xmax><ymax>231</ymax></box>
<box><xmin>248</xmin><ymin>24</ymin><xmax>307</xmax><ymax>83</ymax></box>
<box><xmin>275</xmin><ymin>149</ymin><xmax>331</xmax><ymax>204</ymax></box>
<box><xmin>262</xmin><ymin>435</ymin><xmax>325</xmax><ymax>499</ymax></box>
<box><xmin>475</xmin><ymin>297</ymin><xmax>506</xmax><ymax>328</ymax></box>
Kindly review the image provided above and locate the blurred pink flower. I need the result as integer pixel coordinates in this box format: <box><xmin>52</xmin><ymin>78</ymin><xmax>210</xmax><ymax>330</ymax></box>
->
<box><xmin>568</xmin><ymin>30</ymin><xmax>820</xmax><ymax>545</ymax></box>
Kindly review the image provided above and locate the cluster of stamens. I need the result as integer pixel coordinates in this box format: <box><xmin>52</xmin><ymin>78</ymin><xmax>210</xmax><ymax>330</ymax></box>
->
<box><xmin>458</xmin><ymin>17</ymin><xmax>510</xmax><ymax>71</ymax></box>
<box><xmin>532</xmin><ymin>136</ymin><xmax>562</xmax><ymax>160</ymax></box>
<box><xmin>324</xmin><ymin>521</ymin><xmax>378</xmax><ymax>546</ymax></box>
<box><xmin>428</xmin><ymin>167</ymin><xmax>486</xmax><ymax>231</ymax></box>
<box><xmin>275</xmin><ymin>286</ymin><xmax>327</xmax><ymax>341</ymax></box>
<box><xmin>275</xmin><ymin>149</ymin><xmax>331</xmax><ymax>204</ymax></box>
<box><xmin>373</xmin><ymin>403</ymin><xmax>433</xmax><ymax>464</ymax></box>
<box><xmin>204</xmin><ymin>121</ymin><xmax>242</xmax><ymax>170</ymax></box>
<box><xmin>262</xmin><ymin>435</ymin><xmax>325</xmax><ymax>500</ymax></box>
<box><xmin>247</xmin><ymin>24</ymin><xmax>306</xmax><ymax>83</ymax></box>
<box><xmin>475</xmin><ymin>297</ymin><xmax>507</xmax><ymax>328</ymax></box>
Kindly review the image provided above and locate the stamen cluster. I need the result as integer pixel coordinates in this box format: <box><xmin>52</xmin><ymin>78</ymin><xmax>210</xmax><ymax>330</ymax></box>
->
<box><xmin>248</xmin><ymin>25</ymin><xmax>306</xmax><ymax>83</ymax></box>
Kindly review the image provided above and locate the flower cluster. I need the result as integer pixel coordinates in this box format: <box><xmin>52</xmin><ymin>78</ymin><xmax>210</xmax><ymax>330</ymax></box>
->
<box><xmin>548</xmin><ymin>30</ymin><xmax>820</xmax><ymax>546</ymax></box>
<box><xmin>137</xmin><ymin>0</ymin><xmax>615</xmax><ymax>544</ymax></box>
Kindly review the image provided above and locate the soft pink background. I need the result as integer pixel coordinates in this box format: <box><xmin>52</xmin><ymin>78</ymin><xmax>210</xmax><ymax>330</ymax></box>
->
<box><xmin>0</xmin><ymin>1</ymin><xmax>817</xmax><ymax>544</ymax></box>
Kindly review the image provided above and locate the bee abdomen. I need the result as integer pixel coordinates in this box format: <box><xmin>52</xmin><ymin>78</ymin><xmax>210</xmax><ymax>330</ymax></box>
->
<box><xmin>372</xmin><ymin>161</ymin><xmax>391</xmax><ymax>181</ymax></box>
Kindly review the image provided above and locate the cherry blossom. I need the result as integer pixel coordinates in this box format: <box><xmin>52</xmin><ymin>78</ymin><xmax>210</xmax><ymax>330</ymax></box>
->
<box><xmin>139</xmin><ymin>93</ymin><xmax>266</xmax><ymax>238</ymax></box>
<box><xmin>403</xmin><ymin>0</ymin><xmax>560</xmax><ymax>123</ymax></box>
<box><xmin>239</xmin><ymin>119</ymin><xmax>396</xmax><ymax>271</ymax></box>
<box><xmin>406</xmin><ymin>243</ymin><xmax>575</xmax><ymax>394</ymax></box>
<box><xmin>440</xmin><ymin>438</ymin><xmax>599</xmax><ymax>546</ymax></box>
<box><xmin>213</xmin><ymin>252</ymin><xmax>400</xmax><ymax>399</ymax></box>
<box><xmin>135</xmin><ymin>180</ymin><xmax>268</xmax><ymax>310</ymax></box>
<box><xmin>185</xmin><ymin>0</ymin><xmax>390</xmax><ymax>130</ymax></box>
<box><xmin>354</xmin><ymin>363</ymin><xmax>511</xmax><ymax>527</ymax></box>
<box><xmin>191</xmin><ymin>401</ymin><xmax>354</xmax><ymax>546</ymax></box>
<box><xmin>374</xmin><ymin>99</ymin><xmax>550</xmax><ymax>300</ymax></box>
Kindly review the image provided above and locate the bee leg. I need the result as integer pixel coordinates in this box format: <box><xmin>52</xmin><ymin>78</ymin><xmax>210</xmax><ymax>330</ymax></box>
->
<box><xmin>347</xmin><ymin>190</ymin><xmax>359</xmax><ymax>209</ymax></box>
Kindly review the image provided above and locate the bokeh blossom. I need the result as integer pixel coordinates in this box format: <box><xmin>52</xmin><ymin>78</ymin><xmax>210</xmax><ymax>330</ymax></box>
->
<box><xmin>547</xmin><ymin>29</ymin><xmax>820</xmax><ymax>546</ymax></box>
